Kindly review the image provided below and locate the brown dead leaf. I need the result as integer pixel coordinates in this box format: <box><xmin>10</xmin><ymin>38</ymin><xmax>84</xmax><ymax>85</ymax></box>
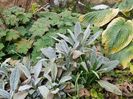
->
<box><xmin>102</xmin><ymin>76</ymin><xmax>113</xmax><ymax>82</ymax></box>
<box><xmin>13</xmin><ymin>91</ymin><xmax>28</xmax><ymax>99</ymax></box>
<box><xmin>64</xmin><ymin>82</ymin><xmax>75</xmax><ymax>93</ymax></box>
<box><xmin>72</xmin><ymin>50</ymin><xmax>84</xmax><ymax>60</ymax></box>
<box><xmin>118</xmin><ymin>81</ymin><xmax>133</xmax><ymax>97</ymax></box>
<box><xmin>79</xmin><ymin>88</ymin><xmax>90</xmax><ymax>97</ymax></box>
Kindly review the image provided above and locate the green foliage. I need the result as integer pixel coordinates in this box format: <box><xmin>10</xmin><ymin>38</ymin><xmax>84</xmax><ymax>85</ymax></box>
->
<box><xmin>102</xmin><ymin>17</ymin><xmax>133</xmax><ymax>55</ymax></box>
<box><xmin>0</xmin><ymin>6</ymin><xmax>79</xmax><ymax>62</ymax></box>
<box><xmin>81</xmin><ymin>0</ymin><xmax>133</xmax><ymax>72</ymax></box>
<box><xmin>0</xmin><ymin>23</ymin><xmax>120</xmax><ymax>99</ymax></box>
<box><xmin>118</xmin><ymin>0</ymin><xmax>133</xmax><ymax>12</ymax></box>
<box><xmin>80</xmin><ymin>8</ymin><xmax>119</xmax><ymax>27</ymax></box>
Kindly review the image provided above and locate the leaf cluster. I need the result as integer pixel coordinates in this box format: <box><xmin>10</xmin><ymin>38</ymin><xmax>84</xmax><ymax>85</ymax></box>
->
<box><xmin>0</xmin><ymin>6</ymin><xmax>79</xmax><ymax>62</ymax></box>
<box><xmin>81</xmin><ymin>0</ymin><xmax>133</xmax><ymax>73</ymax></box>
<box><xmin>0</xmin><ymin>23</ymin><xmax>121</xmax><ymax>99</ymax></box>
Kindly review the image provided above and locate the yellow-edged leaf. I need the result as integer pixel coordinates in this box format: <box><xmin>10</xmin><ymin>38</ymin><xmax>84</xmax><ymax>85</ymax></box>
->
<box><xmin>110</xmin><ymin>42</ymin><xmax>133</xmax><ymax>69</ymax></box>
<box><xmin>118</xmin><ymin>0</ymin><xmax>133</xmax><ymax>12</ymax></box>
<box><xmin>80</xmin><ymin>8</ymin><xmax>119</xmax><ymax>27</ymax></box>
<box><xmin>102</xmin><ymin>17</ymin><xmax>133</xmax><ymax>54</ymax></box>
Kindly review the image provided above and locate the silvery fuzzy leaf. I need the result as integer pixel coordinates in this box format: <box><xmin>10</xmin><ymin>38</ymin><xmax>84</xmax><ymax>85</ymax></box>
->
<box><xmin>77</xmin><ymin>33</ymin><xmax>84</xmax><ymax>43</ymax></box>
<box><xmin>0</xmin><ymin>80</ymin><xmax>4</xmax><ymax>89</ymax></box>
<box><xmin>22</xmin><ymin>57</ymin><xmax>31</xmax><ymax>68</ymax></box>
<box><xmin>0</xmin><ymin>89</ymin><xmax>10</xmax><ymax>99</ymax></box>
<box><xmin>51</xmin><ymin>88</ymin><xmax>59</xmax><ymax>94</ymax></box>
<box><xmin>18</xmin><ymin>85</ymin><xmax>32</xmax><ymax>91</ymax></box>
<box><xmin>56</xmin><ymin>40</ymin><xmax>70</xmax><ymax>55</ymax></box>
<box><xmin>2</xmin><ymin>58</ymin><xmax>11</xmax><ymax>66</ymax></box>
<box><xmin>89</xmin><ymin>51</ymin><xmax>97</xmax><ymax>67</ymax></box>
<box><xmin>10</xmin><ymin>67</ymin><xmax>20</xmax><ymax>92</ymax></box>
<box><xmin>92</xmin><ymin>4</ymin><xmax>109</xmax><ymax>10</ymax></box>
<box><xmin>41</xmin><ymin>47</ymin><xmax>56</xmax><ymax>60</ymax></box>
<box><xmin>50</xmin><ymin>62</ymin><xmax>57</xmax><ymax>81</ymax></box>
<box><xmin>57</xmin><ymin>33</ymin><xmax>73</xmax><ymax>45</ymax></box>
<box><xmin>34</xmin><ymin>59</ymin><xmax>43</xmax><ymax>79</ymax></box>
<box><xmin>87</xmin><ymin>31</ymin><xmax>101</xmax><ymax>45</ymax></box>
<box><xmin>51</xmin><ymin>36</ymin><xmax>60</xmax><ymax>42</ymax></box>
<box><xmin>73</xmin><ymin>42</ymin><xmax>79</xmax><ymax>49</ymax></box>
<box><xmin>98</xmin><ymin>60</ymin><xmax>119</xmax><ymax>73</ymax></box>
<box><xmin>72</xmin><ymin>50</ymin><xmax>84</xmax><ymax>59</ymax></box>
<box><xmin>38</xmin><ymin>85</ymin><xmax>50</xmax><ymax>99</ymax></box>
<box><xmin>67</xmin><ymin>29</ymin><xmax>77</xmax><ymax>44</ymax></box>
<box><xmin>17</xmin><ymin>63</ymin><xmax>31</xmax><ymax>79</ymax></box>
<box><xmin>98</xmin><ymin>80</ymin><xmax>122</xmax><ymax>95</ymax></box>
<box><xmin>34</xmin><ymin>78</ymin><xmax>42</xmax><ymax>85</ymax></box>
<box><xmin>52</xmin><ymin>82</ymin><xmax>59</xmax><ymax>87</ymax></box>
<box><xmin>81</xmin><ymin>62</ymin><xmax>88</xmax><ymax>72</ymax></box>
<box><xmin>44</xmin><ymin>66</ymin><xmax>51</xmax><ymax>74</ymax></box>
<box><xmin>13</xmin><ymin>91</ymin><xmax>28</xmax><ymax>99</ymax></box>
<box><xmin>82</xmin><ymin>24</ymin><xmax>91</xmax><ymax>43</ymax></box>
<box><xmin>59</xmin><ymin>75</ymin><xmax>72</xmax><ymax>84</ymax></box>
<box><xmin>74</xmin><ymin>22</ymin><xmax>82</xmax><ymax>38</ymax></box>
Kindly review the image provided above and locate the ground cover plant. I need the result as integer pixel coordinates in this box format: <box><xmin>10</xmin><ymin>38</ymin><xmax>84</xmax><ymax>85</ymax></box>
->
<box><xmin>0</xmin><ymin>23</ymin><xmax>121</xmax><ymax>99</ymax></box>
<box><xmin>0</xmin><ymin>0</ymin><xmax>133</xmax><ymax>98</ymax></box>
<box><xmin>0</xmin><ymin>6</ymin><xmax>79</xmax><ymax>62</ymax></box>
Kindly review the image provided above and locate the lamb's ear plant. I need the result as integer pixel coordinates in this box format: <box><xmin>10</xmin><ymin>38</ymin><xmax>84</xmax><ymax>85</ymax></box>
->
<box><xmin>0</xmin><ymin>23</ymin><xmax>122</xmax><ymax>99</ymax></box>
<box><xmin>54</xmin><ymin>23</ymin><xmax>122</xmax><ymax>96</ymax></box>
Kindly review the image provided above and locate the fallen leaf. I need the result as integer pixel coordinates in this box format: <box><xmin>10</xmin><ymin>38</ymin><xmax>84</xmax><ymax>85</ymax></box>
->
<box><xmin>72</xmin><ymin>50</ymin><xmax>84</xmax><ymax>59</ymax></box>
<box><xmin>79</xmin><ymin>88</ymin><xmax>90</xmax><ymax>97</ymax></box>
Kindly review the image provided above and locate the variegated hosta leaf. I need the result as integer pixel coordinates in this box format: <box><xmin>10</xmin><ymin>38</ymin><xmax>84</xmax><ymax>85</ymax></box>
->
<box><xmin>118</xmin><ymin>0</ymin><xmax>133</xmax><ymax>12</ymax></box>
<box><xmin>102</xmin><ymin>17</ymin><xmax>133</xmax><ymax>55</ymax></box>
<box><xmin>110</xmin><ymin>42</ymin><xmax>133</xmax><ymax>69</ymax></box>
<box><xmin>80</xmin><ymin>8</ymin><xmax>119</xmax><ymax>27</ymax></box>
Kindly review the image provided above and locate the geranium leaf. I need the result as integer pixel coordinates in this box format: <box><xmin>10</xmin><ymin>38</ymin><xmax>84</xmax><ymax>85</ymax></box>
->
<box><xmin>30</xmin><ymin>18</ymin><xmax>50</xmax><ymax>37</ymax></box>
<box><xmin>16</xmin><ymin>39</ymin><xmax>33</xmax><ymax>54</ymax></box>
<box><xmin>6</xmin><ymin>29</ymin><xmax>20</xmax><ymax>41</ymax></box>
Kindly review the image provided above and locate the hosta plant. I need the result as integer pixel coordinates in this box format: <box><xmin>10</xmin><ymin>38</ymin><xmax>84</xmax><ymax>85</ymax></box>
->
<box><xmin>80</xmin><ymin>0</ymin><xmax>133</xmax><ymax>72</ymax></box>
